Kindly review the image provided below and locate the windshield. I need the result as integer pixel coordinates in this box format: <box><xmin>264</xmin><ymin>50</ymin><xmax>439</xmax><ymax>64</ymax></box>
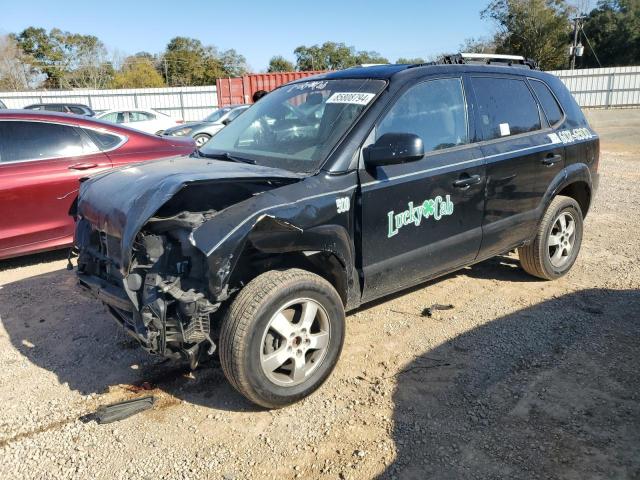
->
<box><xmin>203</xmin><ymin>108</ymin><xmax>231</xmax><ymax>122</ymax></box>
<box><xmin>200</xmin><ymin>79</ymin><xmax>386</xmax><ymax>173</ymax></box>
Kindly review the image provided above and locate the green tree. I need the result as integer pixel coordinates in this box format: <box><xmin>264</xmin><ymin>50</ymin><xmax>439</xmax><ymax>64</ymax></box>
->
<box><xmin>481</xmin><ymin>0</ymin><xmax>573</xmax><ymax>70</ymax></box>
<box><xmin>459</xmin><ymin>37</ymin><xmax>497</xmax><ymax>53</ymax></box>
<box><xmin>396</xmin><ymin>57</ymin><xmax>427</xmax><ymax>64</ymax></box>
<box><xmin>581</xmin><ymin>0</ymin><xmax>640</xmax><ymax>67</ymax></box>
<box><xmin>111</xmin><ymin>56</ymin><xmax>165</xmax><ymax>88</ymax></box>
<box><xmin>14</xmin><ymin>27</ymin><xmax>114</xmax><ymax>88</ymax></box>
<box><xmin>160</xmin><ymin>37</ymin><xmax>247</xmax><ymax>86</ymax></box>
<box><xmin>268</xmin><ymin>55</ymin><xmax>295</xmax><ymax>72</ymax></box>
<box><xmin>294</xmin><ymin>42</ymin><xmax>388</xmax><ymax>71</ymax></box>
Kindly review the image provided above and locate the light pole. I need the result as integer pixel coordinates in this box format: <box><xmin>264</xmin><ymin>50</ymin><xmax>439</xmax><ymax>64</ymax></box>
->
<box><xmin>570</xmin><ymin>15</ymin><xmax>586</xmax><ymax>70</ymax></box>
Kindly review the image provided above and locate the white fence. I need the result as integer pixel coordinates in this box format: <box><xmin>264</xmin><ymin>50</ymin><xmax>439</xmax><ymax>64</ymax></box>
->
<box><xmin>0</xmin><ymin>85</ymin><xmax>218</xmax><ymax>121</ymax></box>
<box><xmin>549</xmin><ymin>66</ymin><xmax>640</xmax><ymax>109</ymax></box>
<box><xmin>1</xmin><ymin>66</ymin><xmax>640</xmax><ymax>115</ymax></box>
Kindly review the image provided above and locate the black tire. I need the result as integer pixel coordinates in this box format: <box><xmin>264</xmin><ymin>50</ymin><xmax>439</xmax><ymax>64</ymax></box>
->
<box><xmin>193</xmin><ymin>133</ymin><xmax>211</xmax><ymax>148</ymax></box>
<box><xmin>518</xmin><ymin>195</ymin><xmax>584</xmax><ymax>280</ymax></box>
<box><xmin>219</xmin><ymin>268</ymin><xmax>345</xmax><ymax>408</ymax></box>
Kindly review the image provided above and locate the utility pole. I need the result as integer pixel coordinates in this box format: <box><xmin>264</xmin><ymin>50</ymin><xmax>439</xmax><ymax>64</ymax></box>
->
<box><xmin>570</xmin><ymin>15</ymin><xmax>586</xmax><ymax>70</ymax></box>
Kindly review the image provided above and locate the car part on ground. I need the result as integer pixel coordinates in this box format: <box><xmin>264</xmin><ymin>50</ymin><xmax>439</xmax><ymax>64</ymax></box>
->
<box><xmin>74</xmin><ymin>61</ymin><xmax>599</xmax><ymax>408</ymax></box>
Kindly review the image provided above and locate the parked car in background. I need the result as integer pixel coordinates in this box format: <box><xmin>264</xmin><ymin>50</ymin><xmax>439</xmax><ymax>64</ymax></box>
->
<box><xmin>0</xmin><ymin>110</ymin><xmax>195</xmax><ymax>260</ymax></box>
<box><xmin>96</xmin><ymin>108</ymin><xmax>180</xmax><ymax>135</ymax></box>
<box><xmin>163</xmin><ymin>104</ymin><xmax>249</xmax><ymax>147</ymax></box>
<box><xmin>24</xmin><ymin>103</ymin><xmax>96</xmax><ymax>116</ymax></box>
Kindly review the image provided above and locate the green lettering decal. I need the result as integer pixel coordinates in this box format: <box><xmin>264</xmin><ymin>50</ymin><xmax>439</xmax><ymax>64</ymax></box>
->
<box><xmin>387</xmin><ymin>195</ymin><xmax>454</xmax><ymax>238</ymax></box>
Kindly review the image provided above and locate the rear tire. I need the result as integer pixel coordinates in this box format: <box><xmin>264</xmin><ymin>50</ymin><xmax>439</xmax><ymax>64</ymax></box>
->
<box><xmin>219</xmin><ymin>269</ymin><xmax>345</xmax><ymax>409</ymax></box>
<box><xmin>518</xmin><ymin>195</ymin><xmax>583</xmax><ymax>280</ymax></box>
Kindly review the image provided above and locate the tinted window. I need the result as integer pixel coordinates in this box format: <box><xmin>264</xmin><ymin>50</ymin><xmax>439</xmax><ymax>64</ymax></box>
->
<box><xmin>226</xmin><ymin>107</ymin><xmax>247</xmax><ymax>122</ymax></box>
<box><xmin>377</xmin><ymin>78</ymin><xmax>469</xmax><ymax>152</ymax></box>
<box><xmin>43</xmin><ymin>105</ymin><xmax>65</xmax><ymax>112</ymax></box>
<box><xmin>129</xmin><ymin>111</ymin><xmax>154</xmax><ymax>122</ymax></box>
<box><xmin>530</xmin><ymin>79</ymin><xmax>564</xmax><ymax>126</ymax></box>
<box><xmin>83</xmin><ymin>129</ymin><xmax>123</xmax><ymax>150</ymax></box>
<box><xmin>0</xmin><ymin>121</ymin><xmax>97</xmax><ymax>162</ymax></box>
<box><xmin>471</xmin><ymin>77</ymin><xmax>541</xmax><ymax>140</ymax></box>
<box><xmin>69</xmin><ymin>106</ymin><xmax>86</xmax><ymax>115</ymax></box>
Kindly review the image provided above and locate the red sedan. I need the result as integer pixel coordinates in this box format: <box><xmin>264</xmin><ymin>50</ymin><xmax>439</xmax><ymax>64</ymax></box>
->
<box><xmin>0</xmin><ymin>110</ymin><xmax>196</xmax><ymax>260</ymax></box>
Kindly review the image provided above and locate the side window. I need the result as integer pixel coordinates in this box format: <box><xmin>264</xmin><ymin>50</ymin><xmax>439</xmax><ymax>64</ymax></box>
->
<box><xmin>44</xmin><ymin>105</ymin><xmax>65</xmax><ymax>112</ymax></box>
<box><xmin>101</xmin><ymin>112</ymin><xmax>119</xmax><ymax>123</ymax></box>
<box><xmin>83</xmin><ymin>129</ymin><xmax>124</xmax><ymax>150</ymax></box>
<box><xmin>227</xmin><ymin>108</ymin><xmax>246</xmax><ymax>122</ymax></box>
<box><xmin>129</xmin><ymin>111</ymin><xmax>154</xmax><ymax>122</ymax></box>
<box><xmin>471</xmin><ymin>77</ymin><xmax>541</xmax><ymax>140</ymax></box>
<box><xmin>377</xmin><ymin>78</ymin><xmax>469</xmax><ymax>152</ymax></box>
<box><xmin>0</xmin><ymin>121</ymin><xmax>96</xmax><ymax>162</ymax></box>
<box><xmin>68</xmin><ymin>106</ymin><xmax>85</xmax><ymax>115</ymax></box>
<box><xmin>529</xmin><ymin>79</ymin><xmax>564</xmax><ymax>126</ymax></box>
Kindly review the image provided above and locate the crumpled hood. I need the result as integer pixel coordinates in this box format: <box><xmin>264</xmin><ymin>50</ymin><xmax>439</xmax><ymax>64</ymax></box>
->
<box><xmin>76</xmin><ymin>155</ymin><xmax>303</xmax><ymax>270</ymax></box>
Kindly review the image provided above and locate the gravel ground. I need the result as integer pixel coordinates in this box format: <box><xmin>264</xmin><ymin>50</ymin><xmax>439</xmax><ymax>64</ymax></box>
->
<box><xmin>0</xmin><ymin>110</ymin><xmax>638</xmax><ymax>480</ymax></box>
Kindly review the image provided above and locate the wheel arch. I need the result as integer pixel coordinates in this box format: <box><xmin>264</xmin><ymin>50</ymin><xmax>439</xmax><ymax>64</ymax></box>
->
<box><xmin>542</xmin><ymin>163</ymin><xmax>593</xmax><ymax>219</ymax></box>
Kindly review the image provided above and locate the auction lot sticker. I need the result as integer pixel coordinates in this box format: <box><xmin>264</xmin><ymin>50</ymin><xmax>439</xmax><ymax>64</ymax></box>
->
<box><xmin>326</xmin><ymin>92</ymin><xmax>376</xmax><ymax>105</ymax></box>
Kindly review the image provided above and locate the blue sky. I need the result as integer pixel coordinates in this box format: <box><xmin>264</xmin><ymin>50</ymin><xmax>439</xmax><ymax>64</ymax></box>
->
<box><xmin>2</xmin><ymin>0</ymin><xmax>497</xmax><ymax>71</ymax></box>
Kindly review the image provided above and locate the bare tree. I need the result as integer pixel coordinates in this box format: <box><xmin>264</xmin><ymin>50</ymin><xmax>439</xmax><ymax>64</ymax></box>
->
<box><xmin>0</xmin><ymin>35</ymin><xmax>41</xmax><ymax>90</ymax></box>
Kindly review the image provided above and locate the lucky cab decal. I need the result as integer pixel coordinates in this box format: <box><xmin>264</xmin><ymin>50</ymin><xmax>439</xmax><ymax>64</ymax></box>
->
<box><xmin>387</xmin><ymin>195</ymin><xmax>454</xmax><ymax>238</ymax></box>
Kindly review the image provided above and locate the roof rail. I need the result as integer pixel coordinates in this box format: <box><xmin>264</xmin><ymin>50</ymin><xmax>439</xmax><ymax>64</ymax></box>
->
<box><xmin>409</xmin><ymin>53</ymin><xmax>539</xmax><ymax>70</ymax></box>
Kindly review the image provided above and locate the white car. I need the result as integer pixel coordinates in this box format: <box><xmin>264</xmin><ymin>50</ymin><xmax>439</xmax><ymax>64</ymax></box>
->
<box><xmin>96</xmin><ymin>108</ymin><xmax>180</xmax><ymax>135</ymax></box>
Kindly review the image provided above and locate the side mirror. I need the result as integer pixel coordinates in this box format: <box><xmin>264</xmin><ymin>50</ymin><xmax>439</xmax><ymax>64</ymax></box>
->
<box><xmin>222</xmin><ymin>118</ymin><xmax>232</xmax><ymax>126</ymax></box>
<box><xmin>365</xmin><ymin>133</ymin><xmax>424</xmax><ymax>167</ymax></box>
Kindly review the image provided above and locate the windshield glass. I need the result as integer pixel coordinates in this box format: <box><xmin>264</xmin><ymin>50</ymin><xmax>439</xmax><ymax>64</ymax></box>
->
<box><xmin>200</xmin><ymin>79</ymin><xmax>386</xmax><ymax>173</ymax></box>
<box><xmin>203</xmin><ymin>108</ymin><xmax>231</xmax><ymax>122</ymax></box>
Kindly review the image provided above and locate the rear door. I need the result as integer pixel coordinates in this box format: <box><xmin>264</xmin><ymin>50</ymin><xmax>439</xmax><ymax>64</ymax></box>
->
<box><xmin>469</xmin><ymin>75</ymin><xmax>565</xmax><ymax>259</ymax></box>
<box><xmin>0</xmin><ymin>121</ymin><xmax>111</xmax><ymax>256</ymax></box>
<box><xmin>358</xmin><ymin>76</ymin><xmax>486</xmax><ymax>301</ymax></box>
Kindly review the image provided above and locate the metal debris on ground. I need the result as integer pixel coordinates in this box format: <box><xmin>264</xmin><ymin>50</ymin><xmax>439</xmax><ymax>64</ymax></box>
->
<box><xmin>421</xmin><ymin>303</ymin><xmax>455</xmax><ymax>317</ymax></box>
<box><xmin>94</xmin><ymin>396</ymin><xmax>155</xmax><ymax>424</ymax></box>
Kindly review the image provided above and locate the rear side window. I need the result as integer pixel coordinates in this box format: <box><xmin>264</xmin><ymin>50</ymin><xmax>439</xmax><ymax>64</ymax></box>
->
<box><xmin>529</xmin><ymin>79</ymin><xmax>564</xmax><ymax>126</ymax></box>
<box><xmin>377</xmin><ymin>77</ymin><xmax>469</xmax><ymax>152</ymax></box>
<box><xmin>0</xmin><ymin>121</ymin><xmax>98</xmax><ymax>162</ymax></box>
<box><xmin>129</xmin><ymin>111</ymin><xmax>155</xmax><ymax>122</ymax></box>
<box><xmin>83</xmin><ymin>129</ymin><xmax>124</xmax><ymax>150</ymax></box>
<box><xmin>471</xmin><ymin>77</ymin><xmax>541</xmax><ymax>140</ymax></box>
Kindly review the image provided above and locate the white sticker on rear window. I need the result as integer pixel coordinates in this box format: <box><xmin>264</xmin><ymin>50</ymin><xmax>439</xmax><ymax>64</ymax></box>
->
<box><xmin>499</xmin><ymin>123</ymin><xmax>511</xmax><ymax>136</ymax></box>
<box><xmin>326</xmin><ymin>92</ymin><xmax>376</xmax><ymax>105</ymax></box>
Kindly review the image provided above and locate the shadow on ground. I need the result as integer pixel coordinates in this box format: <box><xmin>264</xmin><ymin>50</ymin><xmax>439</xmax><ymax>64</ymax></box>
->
<box><xmin>0</xmin><ymin>253</ymin><xmax>531</xmax><ymax>415</ymax></box>
<box><xmin>379</xmin><ymin>288</ymin><xmax>640</xmax><ymax>479</ymax></box>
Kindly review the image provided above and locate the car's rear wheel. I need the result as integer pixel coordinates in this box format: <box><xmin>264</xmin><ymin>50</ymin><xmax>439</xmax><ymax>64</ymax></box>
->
<box><xmin>219</xmin><ymin>269</ymin><xmax>345</xmax><ymax>408</ymax></box>
<box><xmin>518</xmin><ymin>195</ymin><xmax>583</xmax><ymax>280</ymax></box>
<box><xmin>194</xmin><ymin>133</ymin><xmax>211</xmax><ymax>148</ymax></box>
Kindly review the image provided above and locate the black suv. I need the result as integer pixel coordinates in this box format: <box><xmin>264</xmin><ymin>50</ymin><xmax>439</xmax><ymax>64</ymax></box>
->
<box><xmin>24</xmin><ymin>103</ymin><xmax>95</xmax><ymax>116</ymax></box>
<box><xmin>74</xmin><ymin>55</ymin><xmax>599</xmax><ymax>408</ymax></box>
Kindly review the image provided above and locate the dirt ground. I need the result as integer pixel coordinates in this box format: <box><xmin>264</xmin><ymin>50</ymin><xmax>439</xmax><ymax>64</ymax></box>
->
<box><xmin>1</xmin><ymin>109</ymin><xmax>639</xmax><ymax>480</ymax></box>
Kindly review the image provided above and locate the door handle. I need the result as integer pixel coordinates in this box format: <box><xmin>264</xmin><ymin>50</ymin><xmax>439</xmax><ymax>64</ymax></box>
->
<box><xmin>68</xmin><ymin>162</ymin><xmax>98</xmax><ymax>170</ymax></box>
<box><xmin>542</xmin><ymin>154</ymin><xmax>562</xmax><ymax>166</ymax></box>
<box><xmin>453</xmin><ymin>174</ymin><xmax>482</xmax><ymax>189</ymax></box>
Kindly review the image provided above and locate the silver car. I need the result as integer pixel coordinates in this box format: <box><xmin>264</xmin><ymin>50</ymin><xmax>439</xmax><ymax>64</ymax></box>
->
<box><xmin>163</xmin><ymin>105</ymin><xmax>249</xmax><ymax>147</ymax></box>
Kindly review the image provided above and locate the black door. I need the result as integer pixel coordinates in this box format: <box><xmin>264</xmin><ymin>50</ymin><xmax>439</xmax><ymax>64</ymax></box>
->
<box><xmin>358</xmin><ymin>76</ymin><xmax>486</xmax><ymax>302</ymax></box>
<box><xmin>469</xmin><ymin>75</ymin><xmax>565</xmax><ymax>259</ymax></box>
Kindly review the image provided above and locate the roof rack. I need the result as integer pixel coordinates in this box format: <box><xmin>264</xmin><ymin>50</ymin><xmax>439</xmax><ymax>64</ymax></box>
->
<box><xmin>410</xmin><ymin>53</ymin><xmax>539</xmax><ymax>70</ymax></box>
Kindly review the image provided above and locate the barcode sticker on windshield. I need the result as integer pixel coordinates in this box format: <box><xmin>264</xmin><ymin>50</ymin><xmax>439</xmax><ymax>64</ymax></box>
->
<box><xmin>326</xmin><ymin>92</ymin><xmax>376</xmax><ymax>105</ymax></box>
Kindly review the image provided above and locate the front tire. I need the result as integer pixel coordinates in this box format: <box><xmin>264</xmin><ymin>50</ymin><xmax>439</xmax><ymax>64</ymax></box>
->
<box><xmin>193</xmin><ymin>133</ymin><xmax>211</xmax><ymax>148</ymax></box>
<box><xmin>219</xmin><ymin>269</ymin><xmax>345</xmax><ymax>408</ymax></box>
<box><xmin>518</xmin><ymin>195</ymin><xmax>583</xmax><ymax>280</ymax></box>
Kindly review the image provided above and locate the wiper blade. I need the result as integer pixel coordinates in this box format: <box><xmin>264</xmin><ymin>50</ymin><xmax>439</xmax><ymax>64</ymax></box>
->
<box><xmin>199</xmin><ymin>151</ymin><xmax>256</xmax><ymax>164</ymax></box>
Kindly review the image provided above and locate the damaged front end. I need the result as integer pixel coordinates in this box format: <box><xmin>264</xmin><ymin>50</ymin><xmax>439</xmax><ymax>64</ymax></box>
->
<box><xmin>77</xmin><ymin>211</ymin><xmax>219</xmax><ymax>365</ymax></box>
<box><xmin>74</xmin><ymin>156</ymin><xmax>302</xmax><ymax>365</ymax></box>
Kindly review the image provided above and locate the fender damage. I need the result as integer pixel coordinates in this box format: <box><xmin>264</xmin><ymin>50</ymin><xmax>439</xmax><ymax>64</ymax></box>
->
<box><xmin>75</xmin><ymin>155</ymin><xmax>306</xmax><ymax>362</ymax></box>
